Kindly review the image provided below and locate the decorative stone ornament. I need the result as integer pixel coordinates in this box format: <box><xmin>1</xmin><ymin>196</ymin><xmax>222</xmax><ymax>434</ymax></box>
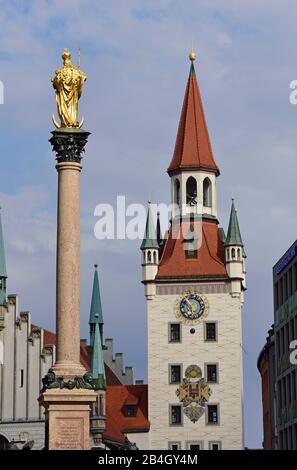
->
<box><xmin>41</xmin><ymin>371</ymin><xmax>95</xmax><ymax>392</ymax></box>
<box><xmin>49</xmin><ymin>129</ymin><xmax>90</xmax><ymax>163</ymax></box>
<box><xmin>176</xmin><ymin>365</ymin><xmax>212</xmax><ymax>423</ymax></box>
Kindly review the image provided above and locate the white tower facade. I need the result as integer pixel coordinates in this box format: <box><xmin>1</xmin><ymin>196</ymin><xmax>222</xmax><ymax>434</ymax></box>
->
<box><xmin>142</xmin><ymin>54</ymin><xmax>246</xmax><ymax>450</ymax></box>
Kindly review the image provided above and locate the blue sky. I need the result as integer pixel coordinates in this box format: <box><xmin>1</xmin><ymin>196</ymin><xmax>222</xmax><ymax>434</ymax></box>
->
<box><xmin>1</xmin><ymin>0</ymin><xmax>297</xmax><ymax>448</ymax></box>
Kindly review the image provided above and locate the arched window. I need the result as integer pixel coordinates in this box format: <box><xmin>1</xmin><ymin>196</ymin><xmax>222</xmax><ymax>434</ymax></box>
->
<box><xmin>227</xmin><ymin>249</ymin><xmax>230</xmax><ymax>261</ymax></box>
<box><xmin>231</xmin><ymin>248</ymin><xmax>236</xmax><ymax>259</ymax></box>
<box><xmin>0</xmin><ymin>434</ymin><xmax>9</xmax><ymax>450</ymax></box>
<box><xmin>143</xmin><ymin>252</ymin><xmax>146</xmax><ymax>264</ymax></box>
<box><xmin>148</xmin><ymin>251</ymin><xmax>152</xmax><ymax>263</ymax></box>
<box><xmin>203</xmin><ymin>178</ymin><xmax>212</xmax><ymax>207</ymax></box>
<box><xmin>153</xmin><ymin>251</ymin><xmax>157</xmax><ymax>264</ymax></box>
<box><xmin>186</xmin><ymin>177</ymin><xmax>197</xmax><ymax>206</ymax></box>
<box><xmin>175</xmin><ymin>179</ymin><xmax>180</xmax><ymax>206</ymax></box>
<box><xmin>237</xmin><ymin>248</ymin><xmax>241</xmax><ymax>260</ymax></box>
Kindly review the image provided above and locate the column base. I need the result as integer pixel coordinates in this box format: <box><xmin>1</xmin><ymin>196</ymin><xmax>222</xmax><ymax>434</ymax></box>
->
<box><xmin>50</xmin><ymin>361</ymin><xmax>87</xmax><ymax>380</ymax></box>
<box><xmin>39</xmin><ymin>388</ymin><xmax>97</xmax><ymax>450</ymax></box>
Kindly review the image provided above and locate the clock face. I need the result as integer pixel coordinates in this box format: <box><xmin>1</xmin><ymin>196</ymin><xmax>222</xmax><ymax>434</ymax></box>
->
<box><xmin>175</xmin><ymin>292</ymin><xmax>209</xmax><ymax>324</ymax></box>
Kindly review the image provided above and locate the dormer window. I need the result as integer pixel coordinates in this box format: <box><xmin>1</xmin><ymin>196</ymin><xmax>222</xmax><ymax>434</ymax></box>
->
<box><xmin>124</xmin><ymin>405</ymin><xmax>137</xmax><ymax>417</ymax></box>
<box><xmin>185</xmin><ymin>249</ymin><xmax>197</xmax><ymax>259</ymax></box>
<box><xmin>183</xmin><ymin>221</ymin><xmax>198</xmax><ymax>259</ymax></box>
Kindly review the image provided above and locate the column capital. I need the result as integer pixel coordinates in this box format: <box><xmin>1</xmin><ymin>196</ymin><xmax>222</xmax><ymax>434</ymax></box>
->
<box><xmin>49</xmin><ymin>128</ymin><xmax>90</xmax><ymax>164</ymax></box>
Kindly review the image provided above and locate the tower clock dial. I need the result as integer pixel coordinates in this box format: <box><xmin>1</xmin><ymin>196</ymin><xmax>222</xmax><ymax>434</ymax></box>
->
<box><xmin>175</xmin><ymin>292</ymin><xmax>209</xmax><ymax>324</ymax></box>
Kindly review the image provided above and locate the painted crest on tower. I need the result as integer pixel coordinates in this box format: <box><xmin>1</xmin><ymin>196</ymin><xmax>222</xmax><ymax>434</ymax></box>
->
<box><xmin>176</xmin><ymin>365</ymin><xmax>212</xmax><ymax>423</ymax></box>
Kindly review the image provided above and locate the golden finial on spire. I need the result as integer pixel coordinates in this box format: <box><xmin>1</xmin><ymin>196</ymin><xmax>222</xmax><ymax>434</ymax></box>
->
<box><xmin>189</xmin><ymin>39</ymin><xmax>196</xmax><ymax>61</ymax></box>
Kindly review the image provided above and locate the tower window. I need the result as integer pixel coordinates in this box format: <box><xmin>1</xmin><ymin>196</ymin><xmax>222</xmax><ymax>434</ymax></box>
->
<box><xmin>186</xmin><ymin>442</ymin><xmax>203</xmax><ymax>450</ymax></box>
<box><xmin>153</xmin><ymin>251</ymin><xmax>157</xmax><ymax>264</ymax></box>
<box><xmin>169</xmin><ymin>442</ymin><xmax>181</xmax><ymax>450</ymax></box>
<box><xmin>169</xmin><ymin>365</ymin><xmax>181</xmax><ymax>384</ymax></box>
<box><xmin>231</xmin><ymin>248</ymin><xmax>236</xmax><ymax>259</ymax></box>
<box><xmin>205</xmin><ymin>322</ymin><xmax>217</xmax><ymax>341</ymax></box>
<box><xmin>124</xmin><ymin>405</ymin><xmax>137</xmax><ymax>417</ymax></box>
<box><xmin>170</xmin><ymin>405</ymin><xmax>182</xmax><ymax>425</ymax></box>
<box><xmin>185</xmin><ymin>249</ymin><xmax>197</xmax><ymax>259</ymax></box>
<box><xmin>174</xmin><ymin>179</ymin><xmax>180</xmax><ymax>206</ymax></box>
<box><xmin>169</xmin><ymin>323</ymin><xmax>181</xmax><ymax>342</ymax></box>
<box><xmin>203</xmin><ymin>177</ymin><xmax>212</xmax><ymax>207</ymax></box>
<box><xmin>147</xmin><ymin>251</ymin><xmax>152</xmax><ymax>263</ymax></box>
<box><xmin>209</xmin><ymin>441</ymin><xmax>221</xmax><ymax>450</ymax></box>
<box><xmin>186</xmin><ymin>177</ymin><xmax>197</xmax><ymax>206</ymax></box>
<box><xmin>237</xmin><ymin>248</ymin><xmax>241</xmax><ymax>260</ymax></box>
<box><xmin>20</xmin><ymin>369</ymin><xmax>24</xmax><ymax>388</ymax></box>
<box><xmin>207</xmin><ymin>404</ymin><xmax>219</xmax><ymax>424</ymax></box>
<box><xmin>206</xmin><ymin>364</ymin><xmax>218</xmax><ymax>383</ymax></box>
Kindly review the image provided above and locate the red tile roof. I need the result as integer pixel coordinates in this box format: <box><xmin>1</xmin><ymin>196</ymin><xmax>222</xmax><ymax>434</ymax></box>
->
<box><xmin>168</xmin><ymin>62</ymin><xmax>219</xmax><ymax>176</ymax></box>
<box><xmin>104</xmin><ymin>385</ymin><xmax>149</xmax><ymax>443</ymax></box>
<box><xmin>157</xmin><ymin>219</ymin><xmax>227</xmax><ymax>279</ymax></box>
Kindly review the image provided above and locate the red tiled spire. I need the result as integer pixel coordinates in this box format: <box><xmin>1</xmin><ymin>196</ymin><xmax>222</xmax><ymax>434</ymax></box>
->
<box><xmin>168</xmin><ymin>58</ymin><xmax>219</xmax><ymax>176</ymax></box>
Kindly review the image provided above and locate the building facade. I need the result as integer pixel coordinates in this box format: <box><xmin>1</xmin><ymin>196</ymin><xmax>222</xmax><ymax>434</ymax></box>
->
<box><xmin>273</xmin><ymin>241</ymin><xmax>297</xmax><ymax>449</ymax></box>
<box><xmin>141</xmin><ymin>54</ymin><xmax>246</xmax><ymax>450</ymax></box>
<box><xmin>257</xmin><ymin>326</ymin><xmax>276</xmax><ymax>449</ymax></box>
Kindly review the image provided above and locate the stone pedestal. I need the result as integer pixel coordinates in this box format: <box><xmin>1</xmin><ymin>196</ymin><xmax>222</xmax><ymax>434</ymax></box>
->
<box><xmin>40</xmin><ymin>388</ymin><xmax>96</xmax><ymax>450</ymax></box>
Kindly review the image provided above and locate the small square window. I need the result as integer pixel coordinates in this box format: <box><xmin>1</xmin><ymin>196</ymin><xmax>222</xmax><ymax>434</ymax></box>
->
<box><xmin>207</xmin><ymin>404</ymin><xmax>219</xmax><ymax>424</ymax></box>
<box><xmin>206</xmin><ymin>364</ymin><xmax>218</xmax><ymax>383</ymax></box>
<box><xmin>170</xmin><ymin>365</ymin><xmax>181</xmax><ymax>384</ymax></box>
<box><xmin>170</xmin><ymin>405</ymin><xmax>182</xmax><ymax>425</ymax></box>
<box><xmin>186</xmin><ymin>441</ymin><xmax>203</xmax><ymax>450</ymax></box>
<box><xmin>169</xmin><ymin>323</ymin><xmax>181</xmax><ymax>343</ymax></box>
<box><xmin>124</xmin><ymin>405</ymin><xmax>137</xmax><ymax>417</ymax></box>
<box><xmin>205</xmin><ymin>322</ymin><xmax>217</xmax><ymax>341</ymax></box>
<box><xmin>209</xmin><ymin>441</ymin><xmax>221</xmax><ymax>450</ymax></box>
<box><xmin>169</xmin><ymin>442</ymin><xmax>181</xmax><ymax>450</ymax></box>
<box><xmin>185</xmin><ymin>249</ymin><xmax>198</xmax><ymax>259</ymax></box>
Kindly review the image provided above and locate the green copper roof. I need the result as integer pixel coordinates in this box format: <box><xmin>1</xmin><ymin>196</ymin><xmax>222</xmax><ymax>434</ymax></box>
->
<box><xmin>0</xmin><ymin>211</ymin><xmax>7</xmax><ymax>279</ymax></box>
<box><xmin>91</xmin><ymin>318</ymin><xmax>106</xmax><ymax>390</ymax></box>
<box><xmin>225</xmin><ymin>199</ymin><xmax>243</xmax><ymax>247</ymax></box>
<box><xmin>141</xmin><ymin>202</ymin><xmax>159</xmax><ymax>250</ymax></box>
<box><xmin>89</xmin><ymin>265</ymin><xmax>103</xmax><ymax>325</ymax></box>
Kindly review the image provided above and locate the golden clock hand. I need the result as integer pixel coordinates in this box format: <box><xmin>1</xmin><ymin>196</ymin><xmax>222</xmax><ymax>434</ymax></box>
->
<box><xmin>184</xmin><ymin>297</ymin><xmax>195</xmax><ymax>317</ymax></box>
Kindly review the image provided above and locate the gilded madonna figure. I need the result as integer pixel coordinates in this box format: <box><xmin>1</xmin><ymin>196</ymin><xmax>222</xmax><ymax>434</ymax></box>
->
<box><xmin>52</xmin><ymin>48</ymin><xmax>87</xmax><ymax>128</ymax></box>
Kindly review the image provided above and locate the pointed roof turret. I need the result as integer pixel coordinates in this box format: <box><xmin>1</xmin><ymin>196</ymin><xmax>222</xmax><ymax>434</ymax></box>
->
<box><xmin>156</xmin><ymin>211</ymin><xmax>163</xmax><ymax>247</ymax></box>
<box><xmin>168</xmin><ymin>51</ymin><xmax>219</xmax><ymax>177</ymax></box>
<box><xmin>225</xmin><ymin>199</ymin><xmax>243</xmax><ymax>247</ymax></box>
<box><xmin>91</xmin><ymin>317</ymin><xmax>106</xmax><ymax>390</ymax></box>
<box><xmin>89</xmin><ymin>265</ymin><xmax>103</xmax><ymax>325</ymax></box>
<box><xmin>141</xmin><ymin>202</ymin><xmax>159</xmax><ymax>250</ymax></box>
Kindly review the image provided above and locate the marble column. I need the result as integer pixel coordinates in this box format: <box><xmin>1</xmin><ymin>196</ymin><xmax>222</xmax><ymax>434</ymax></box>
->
<box><xmin>39</xmin><ymin>128</ymin><xmax>96</xmax><ymax>450</ymax></box>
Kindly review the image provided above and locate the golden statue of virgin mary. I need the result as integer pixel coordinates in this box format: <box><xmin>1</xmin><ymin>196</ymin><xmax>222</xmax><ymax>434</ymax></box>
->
<box><xmin>52</xmin><ymin>49</ymin><xmax>87</xmax><ymax>128</ymax></box>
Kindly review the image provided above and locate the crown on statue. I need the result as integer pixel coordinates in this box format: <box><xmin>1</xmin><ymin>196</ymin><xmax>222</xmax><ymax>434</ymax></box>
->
<box><xmin>62</xmin><ymin>48</ymin><xmax>71</xmax><ymax>61</ymax></box>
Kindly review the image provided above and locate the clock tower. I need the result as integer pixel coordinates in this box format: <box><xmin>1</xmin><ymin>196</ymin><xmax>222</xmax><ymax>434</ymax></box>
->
<box><xmin>141</xmin><ymin>52</ymin><xmax>246</xmax><ymax>450</ymax></box>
